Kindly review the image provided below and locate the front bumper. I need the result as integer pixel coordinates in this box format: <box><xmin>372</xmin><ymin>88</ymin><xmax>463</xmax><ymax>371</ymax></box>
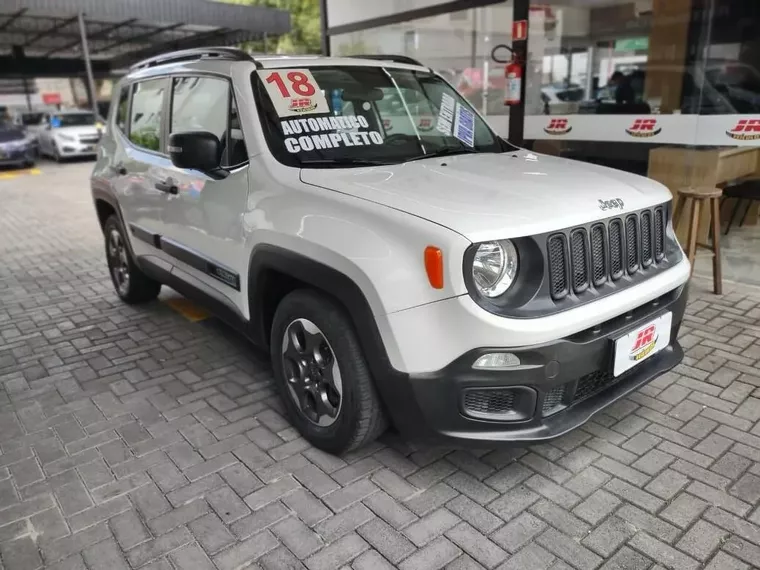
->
<box><xmin>56</xmin><ymin>139</ymin><xmax>98</xmax><ymax>157</ymax></box>
<box><xmin>381</xmin><ymin>282</ymin><xmax>687</xmax><ymax>446</ymax></box>
<box><xmin>0</xmin><ymin>146</ymin><xmax>34</xmax><ymax>166</ymax></box>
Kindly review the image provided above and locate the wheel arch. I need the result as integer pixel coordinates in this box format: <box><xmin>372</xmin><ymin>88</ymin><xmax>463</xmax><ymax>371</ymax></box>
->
<box><xmin>246</xmin><ymin>245</ymin><xmax>431</xmax><ymax>439</ymax></box>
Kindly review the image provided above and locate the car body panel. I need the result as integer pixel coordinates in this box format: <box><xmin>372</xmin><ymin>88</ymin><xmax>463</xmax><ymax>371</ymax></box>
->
<box><xmin>301</xmin><ymin>150</ymin><xmax>673</xmax><ymax>243</ymax></box>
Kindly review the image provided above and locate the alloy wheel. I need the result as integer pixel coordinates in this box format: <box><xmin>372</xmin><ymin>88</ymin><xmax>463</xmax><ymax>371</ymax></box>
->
<box><xmin>107</xmin><ymin>228</ymin><xmax>130</xmax><ymax>296</ymax></box>
<box><xmin>281</xmin><ymin>318</ymin><xmax>343</xmax><ymax>426</ymax></box>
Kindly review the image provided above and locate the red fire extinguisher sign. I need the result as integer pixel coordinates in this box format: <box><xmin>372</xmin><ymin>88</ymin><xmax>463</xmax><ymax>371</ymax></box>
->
<box><xmin>512</xmin><ymin>19</ymin><xmax>528</xmax><ymax>41</ymax></box>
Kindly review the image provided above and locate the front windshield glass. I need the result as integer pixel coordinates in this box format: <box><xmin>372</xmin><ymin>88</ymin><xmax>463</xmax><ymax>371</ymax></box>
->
<box><xmin>21</xmin><ymin>113</ymin><xmax>44</xmax><ymax>126</ymax></box>
<box><xmin>53</xmin><ymin>113</ymin><xmax>95</xmax><ymax>127</ymax></box>
<box><xmin>252</xmin><ymin>65</ymin><xmax>514</xmax><ymax>167</ymax></box>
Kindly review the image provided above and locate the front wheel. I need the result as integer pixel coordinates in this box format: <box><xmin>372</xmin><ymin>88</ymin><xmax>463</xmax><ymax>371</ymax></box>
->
<box><xmin>271</xmin><ymin>290</ymin><xmax>386</xmax><ymax>454</ymax></box>
<box><xmin>103</xmin><ymin>215</ymin><xmax>161</xmax><ymax>304</ymax></box>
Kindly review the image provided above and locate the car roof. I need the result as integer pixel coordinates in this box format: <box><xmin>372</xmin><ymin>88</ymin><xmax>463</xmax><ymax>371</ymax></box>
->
<box><xmin>254</xmin><ymin>55</ymin><xmax>429</xmax><ymax>72</ymax></box>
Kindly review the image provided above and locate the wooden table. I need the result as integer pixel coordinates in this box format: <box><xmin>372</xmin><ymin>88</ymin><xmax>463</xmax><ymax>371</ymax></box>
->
<box><xmin>648</xmin><ymin>146</ymin><xmax>760</xmax><ymax>243</ymax></box>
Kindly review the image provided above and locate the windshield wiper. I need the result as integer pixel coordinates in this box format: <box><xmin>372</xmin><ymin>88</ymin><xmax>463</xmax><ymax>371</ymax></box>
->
<box><xmin>299</xmin><ymin>158</ymin><xmax>394</xmax><ymax>168</ymax></box>
<box><xmin>403</xmin><ymin>147</ymin><xmax>480</xmax><ymax>163</ymax></box>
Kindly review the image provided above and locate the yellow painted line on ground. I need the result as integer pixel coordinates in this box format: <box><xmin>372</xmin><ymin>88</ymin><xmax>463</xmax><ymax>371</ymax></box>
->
<box><xmin>0</xmin><ymin>168</ymin><xmax>42</xmax><ymax>180</ymax></box>
<box><xmin>163</xmin><ymin>295</ymin><xmax>211</xmax><ymax>322</ymax></box>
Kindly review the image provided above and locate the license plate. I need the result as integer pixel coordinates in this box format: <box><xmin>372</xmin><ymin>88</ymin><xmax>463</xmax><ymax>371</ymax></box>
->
<box><xmin>83</xmin><ymin>146</ymin><xmax>93</xmax><ymax>152</ymax></box>
<box><xmin>613</xmin><ymin>312</ymin><xmax>672</xmax><ymax>377</ymax></box>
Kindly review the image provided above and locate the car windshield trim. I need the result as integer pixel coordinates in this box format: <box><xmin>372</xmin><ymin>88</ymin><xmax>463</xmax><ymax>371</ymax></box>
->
<box><xmin>251</xmin><ymin>65</ymin><xmax>517</xmax><ymax>169</ymax></box>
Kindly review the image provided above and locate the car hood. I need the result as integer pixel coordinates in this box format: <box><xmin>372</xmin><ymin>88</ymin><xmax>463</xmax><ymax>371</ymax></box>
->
<box><xmin>53</xmin><ymin>126</ymin><xmax>99</xmax><ymax>137</ymax></box>
<box><xmin>300</xmin><ymin>150</ymin><xmax>672</xmax><ymax>243</ymax></box>
<box><xmin>0</xmin><ymin>127</ymin><xmax>25</xmax><ymax>142</ymax></box>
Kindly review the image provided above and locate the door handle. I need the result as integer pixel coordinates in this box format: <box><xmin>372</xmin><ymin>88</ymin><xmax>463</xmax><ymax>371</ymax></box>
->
<box><xmin>155</xmin><ymin>179</ymin><xmax>178</xmax><ymax>195</ymax></box>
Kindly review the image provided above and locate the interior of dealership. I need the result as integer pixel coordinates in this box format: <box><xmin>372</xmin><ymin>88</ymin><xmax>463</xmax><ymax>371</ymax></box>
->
<box><xmin>323</xmin><ymin>0</ymin><xmax>760</xmax><ymax>288</ymax></box>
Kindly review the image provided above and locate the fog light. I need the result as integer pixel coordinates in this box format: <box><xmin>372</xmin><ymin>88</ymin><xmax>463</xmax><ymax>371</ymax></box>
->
<box><xmin>473</xmin><ymin>353</ymin><xmax>521</xmax><ymax>370</ymax></box>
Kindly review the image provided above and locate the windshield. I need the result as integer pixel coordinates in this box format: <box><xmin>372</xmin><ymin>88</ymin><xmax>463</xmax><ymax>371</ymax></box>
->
<box><xmin>52</xmin><ymin>113</ymin><xmax>95</xmax><ymax>127</ymax></box>
<box><xmin>21</xmin><ymin>113</ymin><xmax>44</xmax><ymax>126</ymax></box>
<box><xmin>252</xmin><ymin>65</ymin><xmax>513</xmax><ymax>167</ymax></box>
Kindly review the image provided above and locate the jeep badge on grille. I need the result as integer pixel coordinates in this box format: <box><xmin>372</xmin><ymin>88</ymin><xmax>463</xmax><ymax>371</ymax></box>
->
<box><xmin>598</xmin><ymin>198</ymin><xmax>624</xmax><ymax>211</ymax></box>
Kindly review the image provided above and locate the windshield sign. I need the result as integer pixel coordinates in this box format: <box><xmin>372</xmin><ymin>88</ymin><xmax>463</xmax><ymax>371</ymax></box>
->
<box><xmin>52</xmin><ymin>113</ymin><xmax>95</xmax><ymax>128</ymax></box>
<box><xmin>253</xmin><ymin>66</ymin><xmax>510</xmax><ymax>167</ymax></box>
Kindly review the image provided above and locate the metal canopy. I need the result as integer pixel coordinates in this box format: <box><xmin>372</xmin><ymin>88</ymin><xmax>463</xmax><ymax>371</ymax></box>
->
<box><xmin>0</xmin><ymin>0</ymin><xmax>290</xmax><ymax>77</ymax></box>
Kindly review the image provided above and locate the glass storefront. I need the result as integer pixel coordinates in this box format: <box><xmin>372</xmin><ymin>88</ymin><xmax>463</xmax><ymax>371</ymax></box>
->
<box><xmin>324</xmin><ymin>0</ymin><xmax>760</xmax><ymax>286</ymax></box>
<box><xmin>329</xmin><ymin>2</ymin><xmax>514</xmax><ymax>132</ymax></box>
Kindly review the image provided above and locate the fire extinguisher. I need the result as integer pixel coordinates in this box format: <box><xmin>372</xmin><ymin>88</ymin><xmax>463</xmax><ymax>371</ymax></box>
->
<box><xmin>504</xmin><ymin>57</ymin><xmax>522</xmax><ymax>106</ymax></box>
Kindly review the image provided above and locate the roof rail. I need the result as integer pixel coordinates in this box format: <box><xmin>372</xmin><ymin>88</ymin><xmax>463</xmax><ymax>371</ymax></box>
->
<box><xmin>349</xmin><ymin>54</ymin><xmax>425</xmax><ymax>67</ymax></box>
<box><xmin>130</xmin><ymin>47</ymin><xmax>256</xmax><ymax>71</ymax></box>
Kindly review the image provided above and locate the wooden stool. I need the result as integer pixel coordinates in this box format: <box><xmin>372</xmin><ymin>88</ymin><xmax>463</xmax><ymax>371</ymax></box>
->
<box><xmin>674</xmin><ymin>186</ymin><xmax>723</xmax><ymax>294</ymax></box>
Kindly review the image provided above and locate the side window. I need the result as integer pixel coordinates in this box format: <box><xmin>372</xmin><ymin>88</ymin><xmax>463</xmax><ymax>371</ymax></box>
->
<box><xmin>170</xmin><ymin>76</ymin><xmax>247</xmax><ymax>168</ymax></box>
<box><xmin>171</xmin><ymin>76</ymin><xmax>228</xmax><ymax>140</ymax></box>
<box><xmin>224</xmin><ymin>96</ymin><xmax>248</xmax><ymax>168</ymax></box>
<box><xmin>115</xmin><ymin>87</ymin><xmax>130</xmax><ymax>133</ymax></box>
<box><xmin>129</xmin><ymin>79</ymin><xmax>165</xmax><ymax>152</ymax></box>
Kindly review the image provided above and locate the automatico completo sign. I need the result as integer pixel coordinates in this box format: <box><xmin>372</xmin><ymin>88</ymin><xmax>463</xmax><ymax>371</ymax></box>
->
<box><xmin>526</xmin><ymin>114</ymin><xmax>760</xmax><ymax>146</ymax></box>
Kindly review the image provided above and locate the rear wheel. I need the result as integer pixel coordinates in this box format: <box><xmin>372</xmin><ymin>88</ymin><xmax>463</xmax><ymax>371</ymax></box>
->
<box><xmin>271</xmin><ymin>290</ymin><xmax>386</xmax><ymax>454</ymax></box>
<box><xmin>103</xmin><ymin>215</ymin><xmax>161</xmax><ymax>304</ymax></box>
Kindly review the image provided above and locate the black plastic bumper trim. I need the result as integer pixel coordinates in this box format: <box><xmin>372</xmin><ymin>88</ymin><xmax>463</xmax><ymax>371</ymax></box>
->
<box><xmin>392</xmin><ymin>282</ymin><xmax>688</xmax><ymax>446</ymax></box>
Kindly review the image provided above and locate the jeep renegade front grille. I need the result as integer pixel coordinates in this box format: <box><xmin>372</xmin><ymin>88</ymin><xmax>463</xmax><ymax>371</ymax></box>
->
<box><xmin>548</xmin><ymin>206</ymin><xmax>667</xmax><ymax>301</ymax></box>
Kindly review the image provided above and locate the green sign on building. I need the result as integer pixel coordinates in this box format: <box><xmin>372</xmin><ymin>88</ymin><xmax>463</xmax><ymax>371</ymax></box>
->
<box><xmin>615</xmin><ymin>37</ymin><xmax>649</xmax><ymax>52</ymax></box>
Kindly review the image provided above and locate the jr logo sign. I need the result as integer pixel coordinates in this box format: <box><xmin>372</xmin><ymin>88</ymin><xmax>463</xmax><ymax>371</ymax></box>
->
<box><xmin>544</xmin><ymin>118</ymin><xmax>572</xmax><ymax>135</ymax></box>
<box><xmin>630</xmin><ymin>324</ymin><xmax>658</xmax><ymax>361</ymax></box>
<box><xmin>625</xmin><ymin>118</ymin><xmax>661</xmax><ymax>138</ymax></box>
<box><xmin>726</xmin><ymin>119</ymin><xmax>760</xmax><ymax>141</ymax></box>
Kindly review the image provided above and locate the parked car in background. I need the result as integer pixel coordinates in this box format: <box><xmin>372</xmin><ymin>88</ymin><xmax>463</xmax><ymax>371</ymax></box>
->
<box><xmin>38</xmin><ymin>110</ymin><xmax>102</xmax><ymax>161</ymax></box>
<box><xmin>10</xmin><ymin>109</ymin><xmax>47</xmax><ymax>154</ymax></box>
<box><xmin>0</xmin><ymin>118</ymin><xmax>36</xmax><ymax>168</ymax></box>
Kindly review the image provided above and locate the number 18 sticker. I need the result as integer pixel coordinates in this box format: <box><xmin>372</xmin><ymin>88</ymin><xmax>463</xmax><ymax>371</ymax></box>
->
<box><xmin>258</xmin><ymin>69</ymin><xmax>329</xmax><ymax>117</ymax></box>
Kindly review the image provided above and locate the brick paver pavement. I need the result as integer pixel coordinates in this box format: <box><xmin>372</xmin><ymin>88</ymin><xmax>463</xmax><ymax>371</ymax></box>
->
<box><xmin>3</xmin><ymin>161</ymin><xmax>760</xmax><ymax>569</ymax></box>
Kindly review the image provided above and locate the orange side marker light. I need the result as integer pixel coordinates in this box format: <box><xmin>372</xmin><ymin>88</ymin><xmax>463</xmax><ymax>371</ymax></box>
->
<box><xmin>425</xmin><ymin>246</ymin><xmax>444</xmax><ymax>289</ymax></box>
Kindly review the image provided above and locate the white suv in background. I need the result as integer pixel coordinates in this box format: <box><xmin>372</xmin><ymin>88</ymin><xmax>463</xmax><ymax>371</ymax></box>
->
<box><xmin>91</xmin><ymin>48</ymin><xmax>691</xmax><ymax>454</ymax></box>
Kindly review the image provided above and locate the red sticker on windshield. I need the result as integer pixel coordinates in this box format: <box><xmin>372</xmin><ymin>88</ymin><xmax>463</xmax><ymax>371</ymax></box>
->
<box><xmin>258</xmin><ymin>69</ymin><xmax>329</xmax><ymax>117</ymax></box>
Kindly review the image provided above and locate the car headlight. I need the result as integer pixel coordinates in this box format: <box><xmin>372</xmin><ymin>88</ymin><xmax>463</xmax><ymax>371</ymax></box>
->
<box><xmin>56</xmin><ymin>133</ymin><xmax>75</xmax><ymax>142</ymax></box>
<box><xmin>472</xmin><ymin>240</ymin><xmax>519</xmax><ymax>297</ymax></box>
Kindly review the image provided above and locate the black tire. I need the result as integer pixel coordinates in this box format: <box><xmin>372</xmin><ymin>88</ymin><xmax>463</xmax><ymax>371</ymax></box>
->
<box><xmin>103</xmin><ymin>215</ymin><xmax>161</xmax><ymax>304</ymax></box>
<box><xmin>271</xmin><ymin>289</ymin><xmax>387</xmax><ymax>454</ymax></box>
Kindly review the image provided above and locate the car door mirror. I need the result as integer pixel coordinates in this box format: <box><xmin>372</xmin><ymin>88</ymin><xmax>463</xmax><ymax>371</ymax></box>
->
<box><xmin>168</xmin><ymin>131</ymin><xmax>221</xmax><ymax>173</ymax></box>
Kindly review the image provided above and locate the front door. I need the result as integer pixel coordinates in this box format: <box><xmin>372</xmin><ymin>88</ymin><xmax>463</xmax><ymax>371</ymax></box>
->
<box><xmin>159</xmin><ymin>75</ymin><xmax>251</xmax><ymax>310</ymax></box>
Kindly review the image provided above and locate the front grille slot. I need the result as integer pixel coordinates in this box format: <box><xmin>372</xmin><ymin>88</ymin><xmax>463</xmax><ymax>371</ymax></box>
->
<box><xmin>590</xmin><ymin>224</ymin><xmax>606</xmax><ymax>286</ymax></box>
<box><xmin>654</xmin><ymin>208</ymin><xmax>665</xmax><ymax>260</ymax></box>
<box><xmin>625</xmin><ymin>215</ymin><xmax>639</xmax><ymax>274</ymax></box>
<box><xmin>463</xmin><ymin>389</ymin><xmax>515</xmax><ymax>418</ymax></box>
<box><xmin>609</xmin><ymin>219</ymin><xmax>624</xmax><ymax>280</ymax></box>
<box><xmin>570</xmin><ymin>229</ymin><xmax>589</xmax><ymax>293</ymax></box>
<box><xmin>545</xmin><ymin>205</ymin><xmax>670</xmax><ymax>303</ymax></box>
<box><xmin>548</xmin><ymin>235</ymin><xmax>569</xmax><ymax>300</ymax></box>
<box><xmin>641</xmin><ymin>211</ymin><xmax>653</xmax><ymax>267</ymax></box>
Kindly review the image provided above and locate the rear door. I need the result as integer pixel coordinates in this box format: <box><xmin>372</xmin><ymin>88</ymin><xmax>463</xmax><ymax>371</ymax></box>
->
<box><xmin>114</xmin><ymin>77</ymin><xmax>176</xmax><ymax>265</ymax></box>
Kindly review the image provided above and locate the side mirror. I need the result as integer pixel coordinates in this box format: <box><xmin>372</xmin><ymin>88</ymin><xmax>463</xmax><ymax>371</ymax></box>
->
<box><xmin>168</xmin><ymin>131</ymin><xmax>221</xmax><ymax>173</ymax></box>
